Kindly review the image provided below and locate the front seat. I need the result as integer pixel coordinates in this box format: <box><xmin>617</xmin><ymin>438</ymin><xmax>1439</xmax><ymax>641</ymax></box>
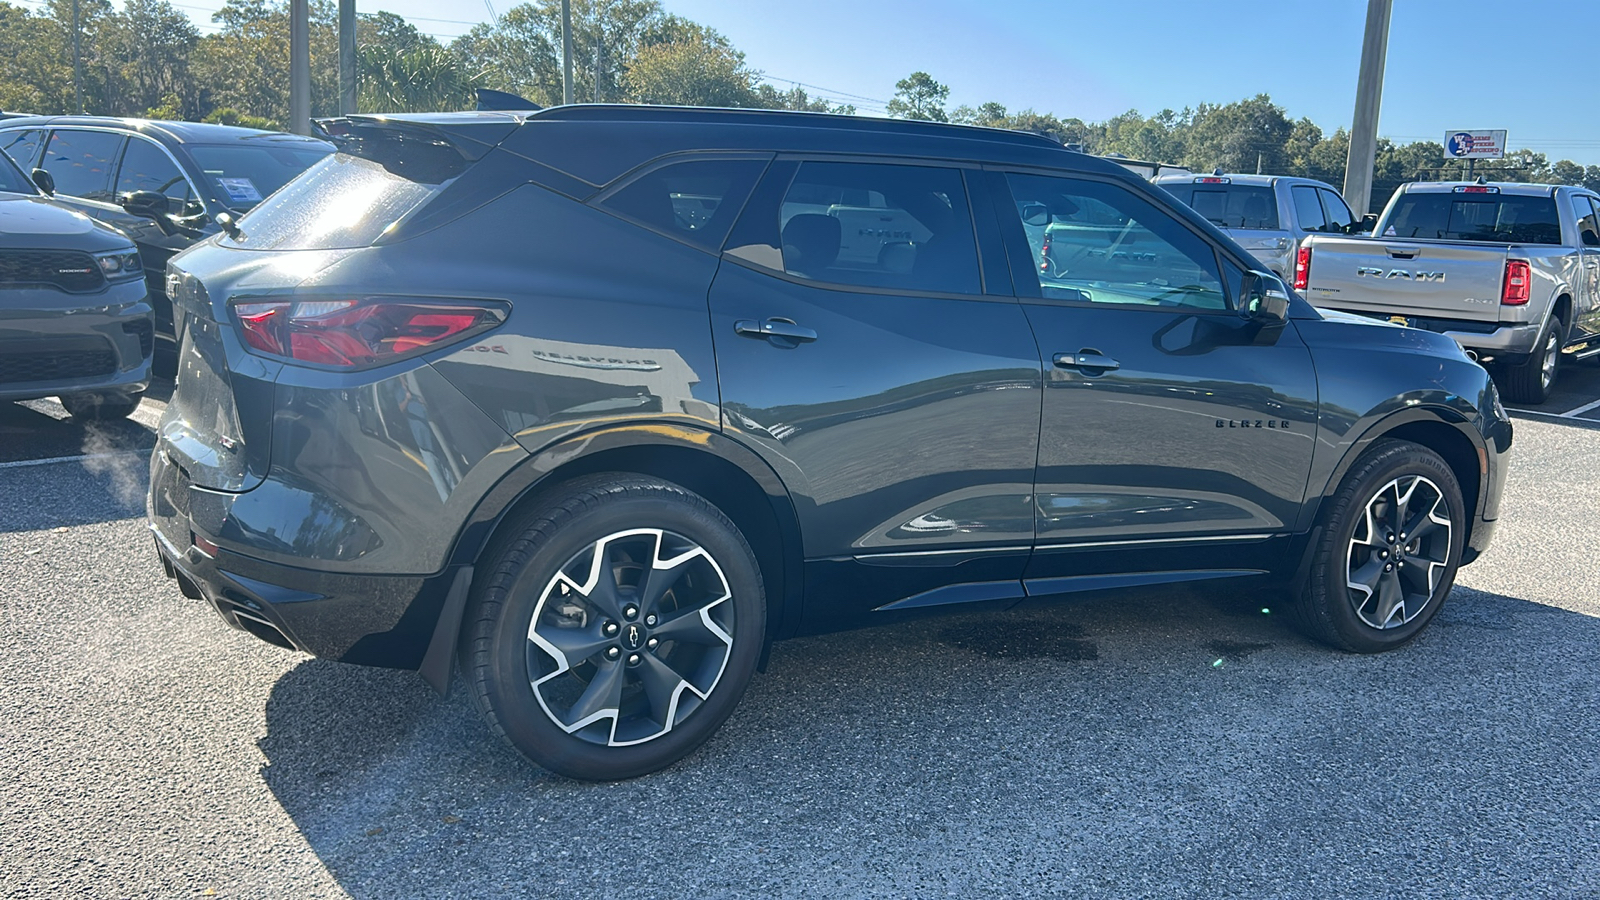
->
<box><xmin>781</xmin><ymin>214</ymin><xmax>841</xmax><ymax>279</ymax></box>
<box><xmin>1241</xmin><ymin>193</ymin><xmax>1273</xmax><ymax>229</ymax></box>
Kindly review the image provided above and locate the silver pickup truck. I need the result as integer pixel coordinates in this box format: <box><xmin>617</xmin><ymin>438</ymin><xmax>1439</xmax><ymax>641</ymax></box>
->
<box><xmin>1300</xmin><ymin>181</ymin><xmax>1600</xmax><ymax>403</ymax></box>
<box><xmin>1155</xmin><ymin>172</ymin><xmax>1364</xmax><ymax>279</ymax></box>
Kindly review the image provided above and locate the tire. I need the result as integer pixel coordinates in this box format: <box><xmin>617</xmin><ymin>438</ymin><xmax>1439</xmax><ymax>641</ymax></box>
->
<box><xmin>59</xmin><ymin>390</ymin><xmax>143</xmax><ymax>420</ymax></box>
<box><xmin>461</xmin><ymin>474</ymin><xmax>766</xmax><ymax>781</ymax></box>
<box><xmin>1295</xmin><ymin>440</ymin><xmax>1464</xmax><ymax>653</ymax></box>
<box><xmin>1500</xmin><ymin>317</ymin><xmax>1563</xmax><ymax>404</ymax></box>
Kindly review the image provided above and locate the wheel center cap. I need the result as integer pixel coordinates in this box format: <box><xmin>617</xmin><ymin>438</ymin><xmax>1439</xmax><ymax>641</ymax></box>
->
<box><xmin>621</xmin><ymin>622</ymin><xmax>646</xmax><ymax>651</ymax></box>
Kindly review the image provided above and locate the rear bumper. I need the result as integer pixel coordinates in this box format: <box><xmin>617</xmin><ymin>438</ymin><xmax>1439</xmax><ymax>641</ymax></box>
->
<box><xmin>1440</xmin><ymin>322</ymin><xmax>1539</xmax><ymax>359</ymax></box>
<box><xmin>148</xmin><ymin>449</ymin><xmax>460</xmax><ymax>669</ymax></box>
<box><xmin>0</xmin><ymin>282</ymin><xmax>152</xmax><ymax>401</ymax></box>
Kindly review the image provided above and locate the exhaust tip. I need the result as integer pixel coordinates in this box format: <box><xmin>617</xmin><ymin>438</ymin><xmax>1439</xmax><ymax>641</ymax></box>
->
<box><xmin>1464</xmin><ymin>349</ymin><xmax>1479</xmax><ymax>362</ymax></box>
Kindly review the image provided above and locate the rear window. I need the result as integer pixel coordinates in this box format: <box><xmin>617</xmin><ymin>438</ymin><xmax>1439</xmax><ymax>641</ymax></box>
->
<box><xmin>1161</xmin><ymin>183</ymin><xmax>1279</xmax><ymax>230</ymax></box>
<box><xmin>225</xmin><ymin>153</ymin><xmax>451</xmax><ymax>250</ymax></box>
<box><xmin>188</xmin><ymin>142</ymin><xmax>332</xmax><ymax>211</ymax></box>
<box><xmin>1382</xmin><ymin>192</ymin><xmax>1562</xmax><ymax>244</ymax></box>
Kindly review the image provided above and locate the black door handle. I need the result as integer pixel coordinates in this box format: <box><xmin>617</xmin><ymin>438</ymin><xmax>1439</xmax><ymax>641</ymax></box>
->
<box><xmin>1053</xmin><ymin>349</ymin><xmax>1121</xmax><ymax>372</ymax></box>
<box><xmin>735</xmin><ymin>317</ymin><xmax>818</xmax><ymax>344</ymax></box>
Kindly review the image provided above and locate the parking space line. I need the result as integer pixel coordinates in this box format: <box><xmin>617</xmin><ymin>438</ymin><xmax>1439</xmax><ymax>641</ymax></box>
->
<box><xmin>0</xmin><ymin>450</ymin><xmax>150</xmax><ymax>470</ymax></box>
<box><xmin>1559</xmin><ymin>397</ymin><xmax>1600</xmax><ymax>418</ymax></box>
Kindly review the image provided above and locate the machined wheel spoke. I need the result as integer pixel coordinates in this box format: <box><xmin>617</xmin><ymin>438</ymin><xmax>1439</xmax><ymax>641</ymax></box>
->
<box><xmin>1398</xmin><ymin>559</ymin><xmax>1434</xmax><ymax>596</ymax></box>
<box><xmin>1374</xmin><ymin>570</ymin><xmax>1406</xmax><ymax>627</ymax></box>
<box><xmin>580</xmin><ymin>541</ymin><xmax>627</xmax><ymax>621</ymax></box>
<box><xmin>563</xmin><ymin>658</ymin><xmax>627</xmax><ymax>728</ymax></box>
<box><xmin>1346</xmin><ymin>473</ymin><xmax>1454</xmax><ymax>630</ymax></box>
<box><xmin>636</xmin><ymin>652</ymin><xmax>696</xmax><ymax>729</ymax></box>
<box><xmin>1347</xmin><ymin>556</ymin><xmax>1384</xmax><ymax>598</ymax></box>
<box><xmin>535</xmin><ymin>624</ymin><xmax>612</xmax><ymax>668</ymax></box>
<box><xmin>652</xmin><ymin>604</ymin><xmax>731</xmax><ymax>646</ymax></box>
<box><xmin>638</xmin><ymin>552</ymin><xmax>697</xmax><ymax>614</ymax></box>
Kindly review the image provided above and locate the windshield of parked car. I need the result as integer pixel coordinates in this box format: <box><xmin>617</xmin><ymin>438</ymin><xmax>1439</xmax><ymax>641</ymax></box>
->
<box><xmin>187</xmin><ymin>142</ymin><xmax>333</xmax><ymax>211</ymax></box>
<box><xmin>0</xmin><ymin>146</ymin><xmax>36</xmax><ymax>195</ymax></box>
<box><xmin>1160</xmin><ymin>182</ymin><xmax>1280</xmax><ymax>230</ymax></box>
<box><xmin>1382</xmin><ymin>191</ymin><xmax>1562</xmax><ymax>244</ymax></box>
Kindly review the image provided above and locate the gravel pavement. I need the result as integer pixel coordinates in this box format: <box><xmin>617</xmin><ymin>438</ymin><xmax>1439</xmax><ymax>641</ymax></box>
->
<box><xmin>2</xmin><ymin>393</ymin><xmax>1599</xmax><ymax>898</ymax></box>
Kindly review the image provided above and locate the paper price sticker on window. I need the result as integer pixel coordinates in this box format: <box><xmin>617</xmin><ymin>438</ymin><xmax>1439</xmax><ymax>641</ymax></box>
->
<box><xmin>216</xmin><ymin>177</ymin><xmax>262</xmax><ymax>204</ymax></box>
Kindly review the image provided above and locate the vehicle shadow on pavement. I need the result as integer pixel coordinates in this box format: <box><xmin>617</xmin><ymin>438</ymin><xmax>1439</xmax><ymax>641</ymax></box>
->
<box><xmin>255</xmin><ymin>582</ymin><xmax>1600</xmax><ymax>898</ymax></box>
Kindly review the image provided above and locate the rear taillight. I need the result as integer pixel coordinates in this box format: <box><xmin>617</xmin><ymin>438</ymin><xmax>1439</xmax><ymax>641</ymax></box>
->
<box><xmin>1293</xmin><ymin>246</ymin><xmax>1311</xmax><ymax>291</ymax></box>
<box><xmin>1500</xmin><ymin>260</ymin><xmax>1531</xmax><ymax>305</ymax></box>
<box><xmin>232</xmin><ymin>297</ymin><xmax>507</xmax><ymax>369</ymax></box>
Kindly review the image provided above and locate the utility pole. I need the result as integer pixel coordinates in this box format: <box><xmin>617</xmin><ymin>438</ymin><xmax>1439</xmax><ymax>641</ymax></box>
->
<box><xmin>71</xmin><ymin>0</ymin><xmax>82</xmax><ymax>114</ymax></box>
<box><xmin>1342</xmin><ymin>0</ymin><xmax>1392</xmax><ymax>217</ymax></box>
<box><xmin>290</xmin><ymin>0</ymin><xmax>310</xmax><ymax>134</ymax></box>
<box><xmin>338</xmin><ymin>0</ymin><xmax>356</xmax><ymax>115</ymax></box>
<box><xmin>561</xmin><ymin>0</ymin><xmax>574</xmax><ymax>105</ymax></box>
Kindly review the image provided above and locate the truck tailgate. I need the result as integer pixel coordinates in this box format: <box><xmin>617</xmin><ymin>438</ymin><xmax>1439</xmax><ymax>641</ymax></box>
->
<box><xmin>1302</xmin><ymin>237</ymin><xmax>1509</xmax><ymax>323</ymax></box>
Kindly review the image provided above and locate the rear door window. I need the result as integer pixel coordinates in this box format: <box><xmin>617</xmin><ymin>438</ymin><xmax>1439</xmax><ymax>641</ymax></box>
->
<box><xmin>0</xmin><ymin>129</ymin><xmax>45</xmax><ymax>171</ymax></box>
<box><xmin>1291</xmin><ymin>186</ymin><xmax>1327</xmax><ymax>233</ymax></box>
<box><xmin>766</xmin><ymin>161</ymin><xmax>983</xmax><ymax>295</ymax></box>
<box><xmin>599</xmin><ymin>156</ymin><xmax>768</xmax><ymax>250</ymax></box>
<box><xmin>116</xmin><ymin>139</ymin><xmax>201</xmax><ymax>215</ymax></box>
<box><xmin>40</xmin><ymin>129</ymin><xmax>124</xmax><ymax>202</ymax></box>
<box><xmin>1569</xmin><ymin>194</ymin><xmax>1599</xmax><ymax>246</ymax></box>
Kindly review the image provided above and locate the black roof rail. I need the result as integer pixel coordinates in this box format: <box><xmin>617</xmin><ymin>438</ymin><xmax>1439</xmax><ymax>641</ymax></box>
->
<box><xmin>526</xmin><ymin>104</ymin><xmax>1068</xmax><ymax>151</ymax></box>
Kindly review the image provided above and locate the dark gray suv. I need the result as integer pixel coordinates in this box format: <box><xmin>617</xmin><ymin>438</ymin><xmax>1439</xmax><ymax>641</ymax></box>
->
<box><xmin>149</xmin><ymin>107</ymin><xmax>1512</xmax><ymax>780</ymax></box>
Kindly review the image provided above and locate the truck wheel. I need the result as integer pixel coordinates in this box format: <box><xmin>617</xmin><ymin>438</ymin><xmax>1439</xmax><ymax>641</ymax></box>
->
<box><xmin>59</xmin><ymin>390</ymin><xmax>143</xmax><ymax>420</ymax></box>
<box><xmin>461</xmin><ymin>474</ymin><xmax>766</xmax><ymax>781</ymax></box>
<box><xmin>1294</xmin><ymin>440</ymin><xmax>1464</xmax><ymax>653</ymax></box>
<box><xmin>1500</xmin><ymin>318</ymin><xmax>1562</xmax><ymax>404</ymax></box>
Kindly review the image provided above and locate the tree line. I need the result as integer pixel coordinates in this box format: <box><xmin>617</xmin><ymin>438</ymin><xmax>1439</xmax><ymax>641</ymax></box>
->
<box><xmin>2</xmin><ymin>0</ymin><xmax>1595</xmax><ymax>207</ymax></box>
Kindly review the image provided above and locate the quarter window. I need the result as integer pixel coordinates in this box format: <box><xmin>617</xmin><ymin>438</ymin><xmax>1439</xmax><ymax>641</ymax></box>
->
<box><xmin>40</xmin><ymin>130</ymin><xmax>124</xmax><ymax>202</ymax></box>
<box><xmin>774</xmin><ymin>161</ymin><xmax>982</xmax><ymax>295</ymax></box>
<box><xmin>116</xmin><ymin>139</ymin><xmax>200</xmax><ymax>215</ymax></box>
<box><xmin>1005</xmin><ymin>172</ymin><xmax>1228</xmax><ymax>310</ymax></box>
<box><xmin>600</xmin><ymin>157</ymin><xmax>766</xmax><ymax>251</ymax></box>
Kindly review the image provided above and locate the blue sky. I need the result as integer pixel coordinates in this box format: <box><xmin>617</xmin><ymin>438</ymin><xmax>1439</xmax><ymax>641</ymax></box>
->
<box><xmin>180</xmin><ymin>0</ymin><xmax>1600</xmax><ymax>166</ymax></box>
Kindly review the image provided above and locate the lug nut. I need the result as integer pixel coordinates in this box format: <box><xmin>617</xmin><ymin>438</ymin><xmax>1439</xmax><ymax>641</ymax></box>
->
<box><xmin>646</xmin><ymin>637</ymin><xmax>659</xmax><ymax>650</ymax></box>
<box><xmin>606</xmin><ymin>647</ymin><xmax>620</xmax><ymax>660</ymax></box>
<box><xmin>645</xmin><ymin>614</ymin><xmax>657</xmax><ymax>626</ymax></box>
<box><xmin>1384</xmin><ymin>563</ymin><xmax>1393</xmax><ymax>572</ymax></box>
<box><xmin>1379</xmin><ymin>550</ymin><xmax>1388</xmax><ymax>559</ymax></box>
<box><xmin>623</xmin><ymin>605</ymin><xmax>639</xmax><ymax>620</ymax></box>
<box><xmin>627</xmin><ymin>653</ymin><xmax>641</xmax><ymax>666</ymax></box>
<box><xmin>603</xmin><ymin>621</ymin><xmax>619</xmax><ymax>637</ymax></box>
<box><xmin>1400</xmin><ymin>533</ymin><xmax>1407</xmax><ymax>541</ymax></box>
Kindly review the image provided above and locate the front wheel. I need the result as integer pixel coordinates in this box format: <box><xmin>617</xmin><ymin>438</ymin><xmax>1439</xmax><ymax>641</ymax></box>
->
<box><xmin>1295</xmin><ymin>440</ymin><xmax>1464</xmax><ymax>653</ymax></box>
<box><xmin>461</xmin><ymin>475</ymin><xmax>766</xmax><ymax>781</ymax></box>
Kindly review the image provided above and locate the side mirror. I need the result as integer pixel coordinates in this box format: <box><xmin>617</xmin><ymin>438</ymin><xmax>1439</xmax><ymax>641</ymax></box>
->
<box><xmin>1583</xmin><ymin>230</ymin><xmax>1600</xmax><ymax>248</ymax></box>
<box><xmin>120</xmin><ymin>190</ymin><xmax>169</xmax><ymax>221</ymax></box>
<box><xmin>30</xmin><ymin>167</ymin><xmax>54</xmax><ymax>195</ymax></box>
<box><xmin>1351</xmin><ymin>214</ymin><xmax>1378</xmax><ymax>235</ymax></box>
<box><xmin>1240</xmin><ymin>270</ymin><xmax>1290</xmax><ymax>326</ymax></box>
<box><xmin>1020</xmin><ymin>203</ymin><xmax>1050</xmax><ymax>227</ymax></box>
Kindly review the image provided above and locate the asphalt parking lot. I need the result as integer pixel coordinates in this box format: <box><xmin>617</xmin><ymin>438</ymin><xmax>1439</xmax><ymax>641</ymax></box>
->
<box><xmin>3</xmin><ymin>364</ymin><xmax>1599</xmax><ymax>899</ymax></box>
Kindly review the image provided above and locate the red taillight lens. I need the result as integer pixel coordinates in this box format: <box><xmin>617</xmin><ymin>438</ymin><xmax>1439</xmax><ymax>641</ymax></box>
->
<box><xmin>1293</xmin><ymin>245</ymin><xmax>1312</xmax><ymax>291</ymax></box>
<box><xmin>1501</xmin><ymin>260</ymin><xmax>1531</xmax><ymax>305</ymax></box>
<box><xmin>233</xmin><ymin>297</ymin><xmax>507</xmax><ymax>369</ymax></box>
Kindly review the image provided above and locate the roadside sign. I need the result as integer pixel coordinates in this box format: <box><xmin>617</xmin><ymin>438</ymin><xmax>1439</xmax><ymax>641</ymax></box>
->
<box><xmin>1445</xmin><ymin>130</ymin><xmax>1507</xmax><ymax>159</ymax></box>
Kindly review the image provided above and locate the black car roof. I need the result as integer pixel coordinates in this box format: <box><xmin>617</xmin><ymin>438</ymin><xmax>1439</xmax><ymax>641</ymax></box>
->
<box><xmin>0</xmin><ymin>115</ymin><xmax>331</xmax><ymax>148</ymax></box>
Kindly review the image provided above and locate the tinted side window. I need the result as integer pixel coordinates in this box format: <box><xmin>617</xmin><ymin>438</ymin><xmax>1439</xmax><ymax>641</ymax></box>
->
<box><xmin>1569</xmin><ymin>194</ymin><xmax>1599</xmax><ymax>246</ymax></box>
<box><xmin>41</xmin><ymin>130</ymin><xmax>124</xmax><ymax>202</ymax></box>
<box><xmin>0</xmin><ymin>129</ymin><xmax>45</xmax><ymax>170</ymax></box>
<box><xmin>600</xmin><ymin>157</ymin><xmax>767</xmax><ymax>250</ymax></box>
<box><xmin>1291</xmin><ymin>185</ymin><xmax>1327</xmax><ymax>232</ymax></box>
<box><xmin>1005</xmin><ymin>172</ymin><xmax>1227</xmax><ymax>310</ymax></box>
<box><xmin>116</xmin><ymin>139</ymin><xmax>199</xmax><ymax>215</ymax></box>
<box><xmin>1319</xmin><ymin>188</ymin><xmax>1354</xmax><ymax>233</ymax></box>
<box><xmin>776</xmin><ymin>161</ymin><xmax>981</xmax><ymax>295</ymax></box>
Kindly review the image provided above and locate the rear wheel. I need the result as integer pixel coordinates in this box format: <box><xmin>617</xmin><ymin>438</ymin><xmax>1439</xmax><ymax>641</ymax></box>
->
<box><xmin>1295</xmin><ymin>440</ymin><xmax>1464</xmax><ymax>653</ymax></box>
<box><xmin>461</xmin><ymin>474</ymin><xmax>765</xmax><ymax>781</ymax></box>
<box><xmin>1500</xmin><ymin>317</ymin><xmax>1562</xmax><ymax>404</ymax></box>
<box><xmin>59</xmin><ymin>390</ymin><xmax>143</xmax><ymax>420</ymax></box>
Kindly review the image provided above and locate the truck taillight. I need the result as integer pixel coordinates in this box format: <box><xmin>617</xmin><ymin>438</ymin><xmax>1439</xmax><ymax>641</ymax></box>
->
<box><xmin>232</xmin><ymin>297</ymin><xmax>508</xmax><ymax>369</ymax></box>
<box><xmin>1500</xmin><ymin>260</ymin><xmax>1531</xmax><ymax>305</ymax></box>
<box><xmin>1293</xmin><ymin>246</ymin><xmax>1312</xmax><ymax>291</ymax></box>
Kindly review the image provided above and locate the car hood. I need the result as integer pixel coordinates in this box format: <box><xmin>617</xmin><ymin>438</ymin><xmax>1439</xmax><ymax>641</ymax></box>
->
<box><xmin>1300</xmin><ymin>305</ymin><xmax>1474</xmax><ymax>363</ymax></box>
<box><xmin>0</xmin><ymin>193</ymin><xmax>134</xmax><ymax>252</ymax></box>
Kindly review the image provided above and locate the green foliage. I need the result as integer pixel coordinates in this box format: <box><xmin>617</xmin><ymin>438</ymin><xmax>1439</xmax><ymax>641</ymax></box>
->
<box><xmin>202</xmin><ymin>106</ymin><xmax>278</xmax><ymax>130</ymax></box>
<box><xmin>624</xmin><ymin>28</ymin><xmax>760</xmax><ymax>108</ymax></box>
<box><xmin>451</xmin><ymin>0</ymin><xmax>663</xmax><ymax>106</ymax></box>
<box><xmin>887</xmin><ymin>71</ymin><xmax>949</xmax><ymax>123</ymax></box>
<box><xmin>359</xmin><ymin>44</ymin><xmax>482</xmax><ymax>113</ymax></box>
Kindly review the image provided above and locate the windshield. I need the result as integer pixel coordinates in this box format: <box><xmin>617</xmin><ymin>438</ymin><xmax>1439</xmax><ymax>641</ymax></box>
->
<box><xmin>1382</xmin><ymin>192</ymin><xmax>1562</xmax><ymax>244</ymax></box>
<box><xmin>188</xmin><ymin>142</ymin><xmax>333</xmax><ymax>211</ymax></box>
<box><xmin>1161</xmin><ymin>183</ymin><xmax>1279</xmax><ymax>230</ymax></box>
<box><xmin>0</xmin><ymin>146</ymin><xmax>36</xmax><ymax>195</ymax></box>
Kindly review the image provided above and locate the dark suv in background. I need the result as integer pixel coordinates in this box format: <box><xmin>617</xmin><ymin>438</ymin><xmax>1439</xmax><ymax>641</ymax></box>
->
<box><xmin>0</xmin><ymin>117</ymin><xmax>331</xmax><ymax>358</ymax></box>
<box><xmin>149</xmin><ymin>106</ymin><xmax>1511</xmax><ymax>780</ymax></box>
<box><xmin>0</xmin><ymin>145</ymin><xmax>151</xmax><ymax>418</ymax></box>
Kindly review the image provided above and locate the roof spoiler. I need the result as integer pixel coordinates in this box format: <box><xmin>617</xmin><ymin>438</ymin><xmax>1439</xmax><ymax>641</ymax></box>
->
<box><xmin>311</xmin><ymin>113</ymin><xmax>523</xmax><ymax>163</ymax></box>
